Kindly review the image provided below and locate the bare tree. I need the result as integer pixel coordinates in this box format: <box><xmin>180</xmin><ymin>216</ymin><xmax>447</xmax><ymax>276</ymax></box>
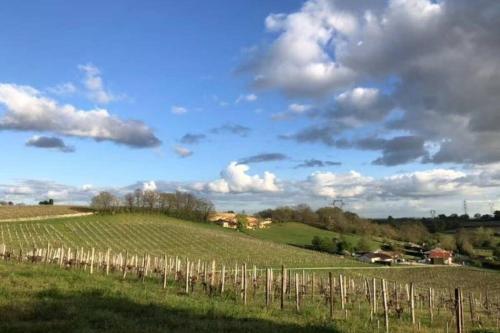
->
<box><xmin>124</xmin><ymin>193</ymin><xmax>134</xmax><ymax>211</ymax></box>
<box><xmin>134</xmin><ymin>189</ymin><xmax>143</xmax><ymax>208</ymax></box>
<box><xmin>91</xmin><ymin>192</ymin><xmax>118</xmax><ymax>212</ymax></box>
<box><xmin>143</xmin><ymin>190</ymin><xmax>159</xmax><ymax>210</ymax></box>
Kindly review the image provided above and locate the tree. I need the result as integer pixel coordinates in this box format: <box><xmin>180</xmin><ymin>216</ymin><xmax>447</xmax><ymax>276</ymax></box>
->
<box><xmin>91</xmin><ymin>192</ymin><xmax>118</xmax><ymax>212</ymax></box>
<box><xmin>39</xmin><ymin>198</ymin><xmax>54</xmax><ymax>205</ymax></box>
<box><xmin>133</xmin><ymin>189</ymin><xmax>143</xmax><ymax>208</ymax></box>
<box><xmin>236</xmin><ymin>214</ymin><xmax>247</xmax><ymax>232</ymax></box>
<box><xmin>143</xmin><ymin>190</ymin><xmax>159</xmax><ymax>210</ymax></box>
<box><xmin>438</xmin><ymin>234</ymin><xmax>457</xmax><ymax>251</ymax></box>
<box><xmin>356</xmin><ymin>236</ymin><xmax>373</xmax><ymax>253</ymax></box>
<box><xmin>124</xmin><ymin>193</ymin><xmax>134</xmax><ymax>211</ymax></box>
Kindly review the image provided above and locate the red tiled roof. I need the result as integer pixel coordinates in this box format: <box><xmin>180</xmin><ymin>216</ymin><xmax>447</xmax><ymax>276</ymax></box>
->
<box><xmin>427</xmin><ymin>248</ymin><xmax>452</xmax><ymax>259</ymax></box>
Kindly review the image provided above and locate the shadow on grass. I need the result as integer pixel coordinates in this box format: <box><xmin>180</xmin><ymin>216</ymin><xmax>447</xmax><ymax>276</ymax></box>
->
<box><xmin>0</xmin><ymin>288</ymin><xmax>340</xmax><ymax>333</ymax></box>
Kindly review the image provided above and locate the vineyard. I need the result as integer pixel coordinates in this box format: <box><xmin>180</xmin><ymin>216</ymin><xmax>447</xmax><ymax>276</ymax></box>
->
<box><xmin>0</xmin><ymin>243</ymin><xmax>499</xmax><ymax>333</ymax></box>
<box><xmin>0</xmin><ymin>212</ymin><xmax>499</xmax><ymax>332</ymax></box>
<box><xmin>0</xmin><ymin>213</ymin><xmax>363</xmax><ymax>267</ymax></box>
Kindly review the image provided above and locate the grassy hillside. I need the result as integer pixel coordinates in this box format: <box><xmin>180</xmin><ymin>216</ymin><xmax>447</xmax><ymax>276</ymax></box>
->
<box><xmin>0</xmin><ymin>213</ymin><xmax>363</xmax><ymax>267</ymax></box>
<box><xmin>0</xmin><ymin>205</ymin><xmax>91</xmax><ymax>221</ymax></box>
<box><xmin>1</xmin><ymin>261</ymin><xmax>499</xmax><ymax>333</ymax></box>
<box><xmin>245</xmin><ymin>222</ymin><xmax>378</xmax><ymax>249</ymax></box>
<box><xmin>0</xmin><ymin>261</ymin><xmax>337</xmax><ymax>333</ymax></box>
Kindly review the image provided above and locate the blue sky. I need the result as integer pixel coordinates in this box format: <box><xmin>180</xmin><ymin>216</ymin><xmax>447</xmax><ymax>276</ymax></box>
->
<box><xmin>1</xmin><ymin>0</ymin><xmax>500</xmax><ymax>217</ymax></box>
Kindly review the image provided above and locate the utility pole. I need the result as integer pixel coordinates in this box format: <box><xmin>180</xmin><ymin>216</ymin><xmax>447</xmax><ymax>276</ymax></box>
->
<box><xmin>332</xmin><ymin>199</ymin><xmax>345</xmax><ymax>210</ymax></box>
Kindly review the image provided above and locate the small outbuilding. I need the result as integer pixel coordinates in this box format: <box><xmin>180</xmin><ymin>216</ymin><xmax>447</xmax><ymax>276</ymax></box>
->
<box><xmin>426</xmin><ymin>248</ymin><xmax>453</xmax><ymax>265</ymax></box>
<box><xmin>359</xmin><ymin>251</ymin><xmax>397</xmax><ymax>265</ymax></box>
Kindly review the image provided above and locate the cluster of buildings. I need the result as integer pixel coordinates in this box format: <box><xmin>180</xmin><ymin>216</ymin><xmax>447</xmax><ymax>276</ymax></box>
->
<box><xmin>359</xmin><ymin>247</ymin><xmax>454</xmax><ymax>266</ymax></box>
<box><xmin>208</xmin><ymin>212</ymin><xmax>272</xmax><ymax>230</ymax></box>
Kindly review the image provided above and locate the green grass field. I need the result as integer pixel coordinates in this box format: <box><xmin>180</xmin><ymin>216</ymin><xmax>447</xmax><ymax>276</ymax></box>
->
<box><xmin>1</xmin><ymin>261</ymin><xmax>499</xmax><ymax>333</ymax></box>
<box><xmin>245</xmin><ymin>222</ymin><xmax>378</xmax><ymax>249</ymax></box>
<box><xmin>0</xmin><ymin>261</ymin><xmax>338</xmax><ymax>333</ymax></box>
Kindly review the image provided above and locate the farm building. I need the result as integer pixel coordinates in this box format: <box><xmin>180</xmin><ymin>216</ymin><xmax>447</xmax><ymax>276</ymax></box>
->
<box><xmin>208</xmin><ymin>212</ymin><xmax>238</xmax><ymax>229</ymax></box>
<box><xmin>208</xmin><ymin>212</ymin><xmax>271</xmax><ymax>230</ymax></box>
<box><xmin>359</xmin><ymin>251</ymin><xmax>399</xmax><ymax>265</ymax></box>
<box><xmin>425</xmin><ymin>248</ymin><xmax>453</xmax><ymax>265</ymax></box>
<box><xmin>245</xmin><ymin>217</ymin><xmax>272</xmax><ymax>230</ymax></box>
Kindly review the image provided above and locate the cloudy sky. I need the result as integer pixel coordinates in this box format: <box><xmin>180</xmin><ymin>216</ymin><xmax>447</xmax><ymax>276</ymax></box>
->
<box><xmin>1</xmin><ymin>0</ymin><xmax>500</xmax><ymax>217</ymax></box>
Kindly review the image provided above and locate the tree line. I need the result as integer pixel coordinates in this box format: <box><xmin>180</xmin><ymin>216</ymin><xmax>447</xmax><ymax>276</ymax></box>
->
<box><xmin>256</xmin><ymin>204</ymin><xmax>500</xmax><ymax>265</ymax></box>
<box><xmin>90</xmin><ymin>190</ymin><xmax>214</xmax><ymax>222</ymax></box>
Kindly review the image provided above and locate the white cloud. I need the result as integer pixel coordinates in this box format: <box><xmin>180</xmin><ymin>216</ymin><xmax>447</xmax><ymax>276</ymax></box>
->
<box><xmin>47</xmin><ymin>82</ymin><xmax>77</xmax><ymax>96</ymax></box>
<box><xmin>142</xmin><ymin>181</ymin><xmax>157</xmax><ymax>192</ymax></box>
<box><xmin>174</xmin><ymin>145</ymin><xmax>193</xmax><ymax>158</ymax></box>
<box><xmin>382</xmin><ymin>169</ymin><xmax>468</xmax><ymax>198</ymax></box>
<box><xmin>251</xmin><ymin>0</ymin><xmax>358</xmax><ymax>96</ymax></box>
<box><xmin>2</xmin><ymin>164</ymin><xmax>500</xmax><ymax>216</ymax></box>
<box><xmin>78</xmin><ymin>64</ymin><xmax>118</xmax><ymax>104</ymax></box>
<box><xmin>204</xmin><ymin>162</ymin><xmax>280</xmax><ymax>193</ymax></box>
<box><xmin>272</xmin><ymin>103</ymin><xmax>312</xmax><ymax>120</ymax></box>
<box><xmin>288</xmin><ymin>103</ymin><xmax>311</xmax><ymax>113</ymax></box>
<box><xmin>171</xmin><ymin>105</ymin><xmax>188</xmax><ymax>115</ymax></box>
<box><xmin>236</xmin><ymin>94</ymin><xmax>258</xmax><ymax>103</ymax></box>
<box><xmin>250</xmin><ymin>0</ymin><xmax>500</xmax><ymax>165</ymax></box>
<box><xmin>82</xmin><ymin>184</ymin><xmax>93</xmax><ymax>191</ymax></box>
<box><xmin>306</xmin><ymin>170</ymin><xmax>373</xmax><ymax>199</ymax></box>
<box><xmin>0</xmin><ymin>83</ymin><xmax>160</xmax><ymax>148</ymax></box>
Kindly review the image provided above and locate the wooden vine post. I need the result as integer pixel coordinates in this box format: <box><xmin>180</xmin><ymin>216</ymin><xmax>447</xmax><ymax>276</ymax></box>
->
<box><xmin>295</xmin><ymin>272</ymin><xmax>300</xmax><ymax>312</ymax></box>
<box><xmin>410</xmin><ymin>283</ymin><xmax>415</xmax><ymax>325</ymax></box>
<box><xmin>382</xmin><ymin>279</ymin><xmax>389</xmax><ymax>333</ymax></box>
<box><xmin>243</xmin><ymin>263</ymin><xmax>247</xmax><ymax>305</ymax></box>
<box><xmin>455</xmin><ymin>288</ymin><xmax>463</xmax><ymax>333</ymax></box>
<box><xmin>90</xmin><ymin>247</ymin><xmax>95</xmax><ymax>274</ymax></box>
<box><xmin>429</xmin><ymin>287</ymin><xmax>433</xmax><ymax>324</ymax></box>
<box><xmin>265</xmin><ymin>268</ymin><xmax>270</xmax><ymax>308</ymax></box>
<box><xmin>221</xmin><ymin>265</ymin><xmax>225</xmax><ymax>294</ymax></box>
<box><xmin>105</xmin><ymin>248</ymin><xmax>110</xmax><ymax>276</ymax></box>
<box><xmin>329</xmin><ymin>272</ymin><xmax>334</xmax><ymax>319</ymax></box>
<box><xmin>280</xmin><ymin>265</ymin><xmax>285</xmax><ymax>310</ymax></box>
<box><xmin>122</xmin><ymin>251</ymin><xmax>128</xmax><ymax>279</ymax></box>
<box><xmin>162</xmin><ymin>254</ymin><xmax>167</xmax><ymax>289</ymax></box>
<box><xmin>340</xmin><ymin>274</ymin><xmax>345</xmax><ymax>310</ymax></box>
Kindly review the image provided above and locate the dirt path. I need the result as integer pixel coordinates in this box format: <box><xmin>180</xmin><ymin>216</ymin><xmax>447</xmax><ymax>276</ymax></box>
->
<box><xmin>0</xmin><ymin>212</ymin><xmax>94</xmax><ymax>223</ymax></box>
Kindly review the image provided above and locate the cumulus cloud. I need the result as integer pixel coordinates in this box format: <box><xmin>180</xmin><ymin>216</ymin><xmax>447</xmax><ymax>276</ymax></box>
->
<box><xmin>0</xmin><ymin>83</ymin><xmax>160</xmax><ymax>148</ymax></box>
<box><xmin>47</xmin><ymin>82</ymin><xmax>77</xmax><ymax>96</ymax></box>
<box><xmin>248</xmin><ymin>0</ymin><xmax>500</xmax><ymax>165</ymax></box>
<box><xmin>380</xmin><ymin>169</ymin><xmax>468</xmax><ymax>199</ymax></box>
<box><xmin>300</xmin><ymin>167</ymin><xmax>480</xmax><ymax>203</ymax></box>
<box><xmin>173</xmin><ymin>145</ymin><xmax>193</xmax><ymax>158</ymax></box>
<box><xmin>3</xmin><ymin>164</ymin><xmax>500</xmax><ymax>216</ymax></box>
<box><xmin>305</xmin><ymin>170</ymin><xmax>373</xmax><ymax>199</ymax></box>
<box><xmin>202</xmin><ymin>162</ymin><xmax>280</xmax><ymax>193</ymax></box>
<box><xmin>272</xmin><ymin>103</ymin><xmax>314</xmax><ymax>120</ymax></box>
<box><xmin>171</xmin><ymin>106</ymin><xmax>188</xmax><ymax>115</ymax></box>
<box><xmin>210</xmin><ymin>123</ymin><xmax>251</xmax><ymax>137</ymax></box>
<box><xmin>294</xmin><ymin>159</ymin><xmax>341</xmax><ymax>168</ymax></box>
<box><xmin>25</xmin><ymin>135</ymin><xmax>75</xmax><ymax>153</ymax></box>
<box><xmin>238</xmin><ymin>153</ymin><xmax>288</xmax><ymax>164</ymax></box>
<box><xmin>355</xmin><ymin>135</ymin><xmax>427</xmax><ymax>166</ymax></box>
<box><xmin>142</xmin><ymin>181</ymin><xmax>157</xmax><ymax>192</ymax></box>
<box><xmin>180</xmin><ymin>133</ymin><xmax>206</xmax><ymax>144</ymax></box>
<box><xmin>0</xmin><ymin>180</ymin><xmax>99</xmax><ymax>204</ymax></box>
<box><xmin>78</xmin><ymin>64</ymin><xmax>118</xmax><ymax>104</ymax></box>
<box><xmin>236</xmin><ymin>93</ymin><xmax>258</xmax><ymax>103</ymax></box>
